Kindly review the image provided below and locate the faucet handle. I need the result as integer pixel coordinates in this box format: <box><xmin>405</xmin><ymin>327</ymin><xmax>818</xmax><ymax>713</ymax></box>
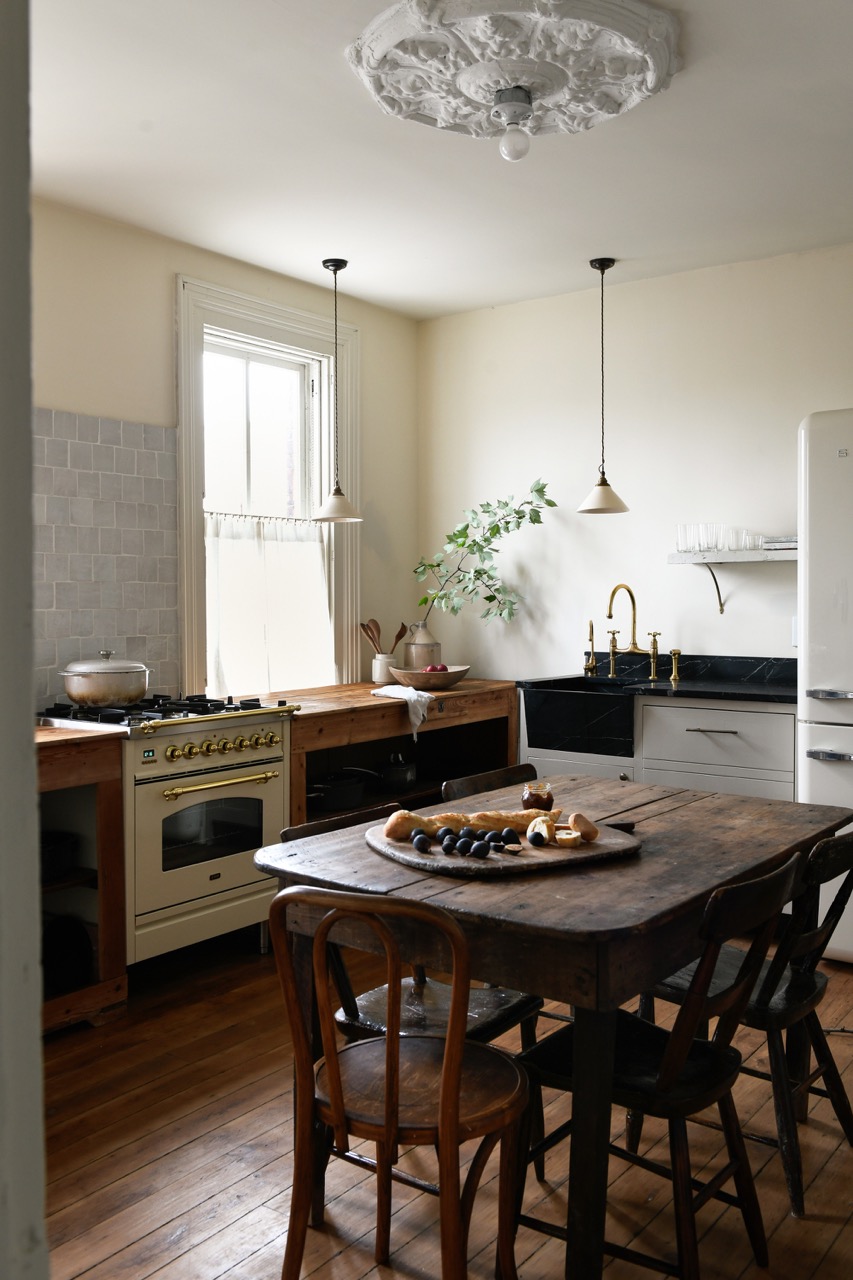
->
<box><xmin>648</xmin><ymin>631</ymin><xmax>661</xmax><ymax>647</ymax></box>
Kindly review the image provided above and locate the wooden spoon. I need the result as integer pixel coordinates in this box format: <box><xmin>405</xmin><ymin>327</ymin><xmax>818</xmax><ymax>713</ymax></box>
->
<box><xmin>389</xmin><ymin>622</ymin><xmax>408</xmax><ymax>655</ymax></box>
<box><xmin>367</xmin><ymin>618</ymin><xmax>382</xmax><ymax>651</ymax></box>
<box><xmin>360</xmin><ymin>622</ymin><xmax>381</xmax><ymax>654</ymax></box>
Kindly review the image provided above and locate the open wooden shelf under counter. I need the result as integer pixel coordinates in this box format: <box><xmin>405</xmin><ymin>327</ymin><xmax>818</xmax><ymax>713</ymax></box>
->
<box><xmin>282</xmin><ymin>679</ymin><xmax>519</xmax><ymax>824</ymax></box>
<box><xmin>36</xmin><ymin>727</ymin><xmax>128</xmax><ymax>1031</ymax></box>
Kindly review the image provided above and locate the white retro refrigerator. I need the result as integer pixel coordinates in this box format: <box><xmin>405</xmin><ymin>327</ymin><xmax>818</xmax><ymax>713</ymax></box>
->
<box><xmin>797</xmin><ymin>408</ymin><xmax>853</xmax><ymax>961</ymax></box>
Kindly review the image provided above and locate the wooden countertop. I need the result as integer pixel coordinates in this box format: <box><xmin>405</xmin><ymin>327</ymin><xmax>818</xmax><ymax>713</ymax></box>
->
<box><xmin>278</xmin><ymin>677</ymin><xmax>515</xmax><ymax>716</ymax></box>
<box><xmin>278</xmin><ymin>679</ymin><xmax>517</xmax><ymax>752</ymax></box>
<box><xmin>35</xmin><ymin>725</ymin><xmax>127</xmax><ymax>747</ymax></box>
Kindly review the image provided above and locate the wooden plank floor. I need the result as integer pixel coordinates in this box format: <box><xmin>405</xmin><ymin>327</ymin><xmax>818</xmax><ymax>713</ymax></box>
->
<box><xmin>43</xmin><ymin>928</ymin><xmax>853</xmax><ymax>1279</ymax></box>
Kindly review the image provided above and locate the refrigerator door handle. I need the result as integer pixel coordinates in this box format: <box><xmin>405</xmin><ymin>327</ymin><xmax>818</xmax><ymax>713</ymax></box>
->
<box><xmin>805</xmin><ymin>688</ymin><xmax>853</xmax><ymax>699</ymax></box>
<box><xmin>805</xmin><ymin>748</ymin><xmax>853</xmax><ymax>763</ymax></box>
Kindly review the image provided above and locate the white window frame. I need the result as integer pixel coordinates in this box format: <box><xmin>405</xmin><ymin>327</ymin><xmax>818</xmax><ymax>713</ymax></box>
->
<box><xmin>177</xmin><ymin>276</ymin><xmax>361</xmax><ymax>693</ymax></box>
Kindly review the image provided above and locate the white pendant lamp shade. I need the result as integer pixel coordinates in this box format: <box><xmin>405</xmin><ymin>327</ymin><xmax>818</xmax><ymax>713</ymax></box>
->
<box><xmin>578</xmin><ymin>257</ymin><xmax>628</xmax><ymax>515</ymax></box>
<box><xmin>577</xmin><ymin>473</ymin><xmax>629</xmax><ymax>514</ymax></box>
<box><xmin>315</xmin><ymin>483</ymin><xmax>362</xmax><ymax>522</ymax></box>
<box><xmin>315</xmin><ymin>257</ymin><xmax>362</xmax><ymax>523</ymax></box>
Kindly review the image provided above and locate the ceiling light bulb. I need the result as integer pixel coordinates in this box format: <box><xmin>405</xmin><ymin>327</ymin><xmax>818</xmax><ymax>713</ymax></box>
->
<box><xmin>499</xmin><ymin>125</ymin><xmax>530</xmax><ymax>162</ymax></box>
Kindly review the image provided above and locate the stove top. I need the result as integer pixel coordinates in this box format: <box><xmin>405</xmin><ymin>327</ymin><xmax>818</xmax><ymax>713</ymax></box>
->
<box><xmin>37</xmin><ymin>693</ymin><xmax>294</xmax><ymax>730</ymax></box>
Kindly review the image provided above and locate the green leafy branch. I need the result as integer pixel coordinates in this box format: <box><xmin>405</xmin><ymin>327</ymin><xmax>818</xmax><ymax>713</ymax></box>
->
<box><xmin>414</xmin><ymin>480</ymin><xmax>556</xmax><ymax>623</ymax></box>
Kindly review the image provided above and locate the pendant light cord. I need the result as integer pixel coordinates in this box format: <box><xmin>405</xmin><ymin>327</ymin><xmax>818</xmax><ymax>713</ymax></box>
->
<box><xmin>332</xmin><ymin>266</ymin><xmax>340</xmax><ymax>490</ymax></box>
<box><xmin>598</xmin><ymin>263</ymin><xmax>606</xmax><ymax>478</ymax></box>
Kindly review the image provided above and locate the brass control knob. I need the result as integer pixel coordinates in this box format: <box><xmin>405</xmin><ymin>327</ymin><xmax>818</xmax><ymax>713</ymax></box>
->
<box><xmin>183</xmin><ymin>741</ymin><xmax>201</xmax><ymax>759</ymax></box>
<box><xmin>200</xmin><ymin>739</ymin><xmax>218</xmax><ymax>757</ymax></box>
<box><xmin>217</xmin><ymin>738</ymin><xmax>234</xmax><ymax>754</ymax></box>
<box><xmin>249</xmin><ymin>733</ymin><xmax>264</xmax><ymax>749</ymax></box>
<box><xmin>264</xmin><ymin>731</ymin><xmax>282</xmax><ymax>747</ymax></box>
<box><xmin>164</xmin><ymin>744</ymin><xmax>183</xmax><ymax>762</ymax></box>
<box><xmin>233</xmin><ymin>735</ymin><xmax>249</xmax><ymax>752</ymax></box>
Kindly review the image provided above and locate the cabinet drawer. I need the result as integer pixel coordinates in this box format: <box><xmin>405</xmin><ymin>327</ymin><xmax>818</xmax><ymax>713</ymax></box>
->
<box><xmin>642</xmin><ymin>703</ymin><xmax>795</xmax><ymax>773</ymax></box>
<box><xmin>643</xmin><ymin>765</ymin><xmax>793</xmax><ymax>801</ymax></box>
<box><xmin>526</xmin><ymin>750</ymin><xmax>634</xmax><ymax>783</ymax></box>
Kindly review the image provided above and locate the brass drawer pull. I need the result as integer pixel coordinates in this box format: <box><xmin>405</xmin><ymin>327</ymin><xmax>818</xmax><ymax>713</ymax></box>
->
<box><xmin>684</xmin><ymin>728</ymin><xmax>739</xmax><ymax>735</ymax></box>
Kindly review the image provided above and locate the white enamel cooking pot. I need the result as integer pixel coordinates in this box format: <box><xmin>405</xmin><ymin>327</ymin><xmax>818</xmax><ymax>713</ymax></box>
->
<box><xmin>59</xmin><ymin>649</ymin><xmax>149</xmax><ymax>707</ymax></box>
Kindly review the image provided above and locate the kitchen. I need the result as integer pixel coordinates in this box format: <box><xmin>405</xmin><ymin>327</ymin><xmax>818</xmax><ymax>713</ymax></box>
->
<box><xmin>6</xmin><ymin>2</ymin><xmax>853</xmax><ymax>1278</ymax></box>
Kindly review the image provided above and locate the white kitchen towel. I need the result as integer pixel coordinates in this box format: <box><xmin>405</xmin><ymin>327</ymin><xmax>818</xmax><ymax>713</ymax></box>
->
<box><xmin>371</xmin><ymin>685</ymin><xmax>435</xmax><ymax>738</ymax></box>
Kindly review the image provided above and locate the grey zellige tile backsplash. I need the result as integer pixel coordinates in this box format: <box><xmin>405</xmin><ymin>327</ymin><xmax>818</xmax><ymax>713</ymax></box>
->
<box><xmin>33</xmin><ymin>408</ymin><xmax>180</xmax><ymax>704</ymax></box>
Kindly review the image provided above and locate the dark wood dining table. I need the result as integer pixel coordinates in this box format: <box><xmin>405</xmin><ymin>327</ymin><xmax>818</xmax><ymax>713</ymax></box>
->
<box><xmin>255</xmin><ymin>773</ymin><xmax>853</xmax><ymax>1279</ymax></box>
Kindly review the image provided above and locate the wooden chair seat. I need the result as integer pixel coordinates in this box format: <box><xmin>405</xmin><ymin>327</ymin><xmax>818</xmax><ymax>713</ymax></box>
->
<box><xmin>317</xmin><ymin>1034</ymin><xmax>526</xmax><ymax>1142</ymax></box>
<box><xmin>634</xmin><ymin>830</ymin><xmax>853</xmax><ymax>1218</ymax></box>
<box><xmin>518</xmin><ymin>852</ymin><xmax>801</xmax><ymax>1280</ymax></box>
<box><xmin>270</xmin><ymin>885</ymin><xmax>529</xmax><ymax>1280</ymax></box>
<box><xmin>334</xmin><ymin>974</ymin><xmax>543</xmax><ymax>1043</ymax></box>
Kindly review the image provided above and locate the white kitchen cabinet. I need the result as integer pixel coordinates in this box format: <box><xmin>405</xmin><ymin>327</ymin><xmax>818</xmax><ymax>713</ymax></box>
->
<box><xmin>525</xmin><ymin>748</ymin><xmax>634</xmax><ymax>783</ymax></box>
<box><xmin>638</xmin><ymin>698</ymin><xmax>795</xmax><ymax>800</ymax></box>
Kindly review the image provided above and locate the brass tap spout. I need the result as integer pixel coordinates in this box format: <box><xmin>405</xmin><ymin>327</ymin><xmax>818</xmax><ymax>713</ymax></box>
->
<box><xmin>606</xmin><ymin>583</ymin><xmax>642</xmax><ymax>653</ymax></box>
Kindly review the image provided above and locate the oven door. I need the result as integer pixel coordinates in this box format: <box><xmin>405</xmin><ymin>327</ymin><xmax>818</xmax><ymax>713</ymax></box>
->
<box><xmin>132</xmin><ymin>756</ymin><xmax>285</xmax><ymax>914</ymax></box>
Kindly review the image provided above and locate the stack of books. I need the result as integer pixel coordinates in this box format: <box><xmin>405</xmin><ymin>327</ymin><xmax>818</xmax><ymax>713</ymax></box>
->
<box><xmin>763</xmin><ymin>534</ymin><xmax>798</xmax><ymax>550</ymax></box>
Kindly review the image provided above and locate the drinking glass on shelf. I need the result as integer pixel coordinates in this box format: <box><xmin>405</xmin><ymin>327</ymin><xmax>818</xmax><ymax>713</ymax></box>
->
<box><xmin>676</xmin><ymin>523</ymin><xmax>695</xmax><ymax>553</ymax></box>
<box><xmin>744</xmin><ymin>533</ymin><xmax>765</xmax><ymax>551</ymax></box>
<box><xmin>727</xmin><ymin>527</ymin><xmax>746</xmax><ymax>551</ymax></box>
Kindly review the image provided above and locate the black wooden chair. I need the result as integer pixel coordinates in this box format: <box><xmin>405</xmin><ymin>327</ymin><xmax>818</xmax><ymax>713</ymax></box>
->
<box><xmin>280</xmin><ymin>806</ymin><xmax>543</xmax><ymax>1047</ymax></box>
<box><xmin>269</xmin><ymin>885</ymin><xmax>529</xmax><ymax>1280</ymax></box>
<box><xmin>440</xmin><ymin>762</ymin><xmax>537</xmax><ymax>803</ymax></box>
<box><xmin>632</xmin><ymin>830</ymin><xmax>853</xmax><ymax>1216</ymax></box>
<box><xmin>517</xmin><ymin>852</ymin><xmax>801</xmax><ymax>1280</ymax></box>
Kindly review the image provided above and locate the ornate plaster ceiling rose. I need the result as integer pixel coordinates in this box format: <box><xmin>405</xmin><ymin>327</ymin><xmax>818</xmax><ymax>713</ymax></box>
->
<box><xmin>347</xmin><ymin>1</ymin><xmax>681</xmax><ymax>159</ymax></box>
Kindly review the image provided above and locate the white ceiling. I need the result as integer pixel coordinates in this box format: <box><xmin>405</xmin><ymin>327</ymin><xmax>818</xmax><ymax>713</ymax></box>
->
<box><xmin>29</xmin><ymin>1</ymin><xmax>853</xmax><ymax>320</ymax></box>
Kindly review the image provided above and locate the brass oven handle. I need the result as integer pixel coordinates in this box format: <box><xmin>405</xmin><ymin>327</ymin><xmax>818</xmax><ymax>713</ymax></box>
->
<box><xmin>140</xmin><ymin>704</ymin><xmax>301</xmax><ymax>734</ymax></box>
<box><xmin>162</xmin><ymin>770</ymin><xmax>280</xmax><ymax>801</ymax></box>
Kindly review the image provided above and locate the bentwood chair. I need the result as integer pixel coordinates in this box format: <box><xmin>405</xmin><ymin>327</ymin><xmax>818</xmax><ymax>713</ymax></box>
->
<box><xmin>269</xmin><ymin>885</ymin><xmax>529</xmax><ymax>1280</ymax></box>
<box><xmin>280</xmin><ymin>808</ymin><xmax>543</xmax><ymax>1046</ymax></box>
<box><xmin>517</xmin><ymin>853</ymin><xmax>801</xmax><ymax>1280</ymax></box>
<box><xmin>440</xmin><ymin>762</ymin><xmax>537</xmax><ymax>803</ymax></box>
<box><xmin>633</xmin><ymin>830</ymin><xmax>853</xmax><ymax>1216</ymax></box>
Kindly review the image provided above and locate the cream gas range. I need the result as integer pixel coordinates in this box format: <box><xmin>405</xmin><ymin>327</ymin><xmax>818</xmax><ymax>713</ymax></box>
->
<box><xmin>39</xmin><ymin>696</ymin><xmax>299</xmax><ymax>961</ymax></box>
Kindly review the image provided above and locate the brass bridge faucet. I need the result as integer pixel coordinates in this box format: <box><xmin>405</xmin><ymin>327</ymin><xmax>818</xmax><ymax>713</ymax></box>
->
<box><xmin>605</xmin><ymin>583</ymin><xmax>662</xmax><ymax>680</ymax></box>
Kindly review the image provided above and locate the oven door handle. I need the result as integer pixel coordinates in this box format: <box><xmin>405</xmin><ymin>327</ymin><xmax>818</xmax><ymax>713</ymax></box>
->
<box><xmin>163</xmin><ymin>770</ymin><xmax>280</xmax><ymax>801</ymax></box>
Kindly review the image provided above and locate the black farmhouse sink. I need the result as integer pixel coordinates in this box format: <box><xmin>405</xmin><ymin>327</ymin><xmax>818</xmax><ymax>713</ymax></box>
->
<box><xmin>518</xmin><ymin>675</ymin><xmax>635</xmax><ymax>757</ymax></box>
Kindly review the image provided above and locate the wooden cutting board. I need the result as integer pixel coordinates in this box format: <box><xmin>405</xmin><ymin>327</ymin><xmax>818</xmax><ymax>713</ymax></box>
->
<box><xmin>364</xmin><ymin>822</ymin><xmax>641</xmax><ymax>877</ymax></box>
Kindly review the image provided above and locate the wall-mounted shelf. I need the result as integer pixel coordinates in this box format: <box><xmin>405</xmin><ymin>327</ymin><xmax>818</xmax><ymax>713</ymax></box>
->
<box><xmin>667</xmin><ymin>549</ymin><xmax>797</xmax><ymax>613</ymax></box>
<box><xmin>667</xmin><ymin>550</ymin><xmax>797</xmax><ymax>564</ymax></box>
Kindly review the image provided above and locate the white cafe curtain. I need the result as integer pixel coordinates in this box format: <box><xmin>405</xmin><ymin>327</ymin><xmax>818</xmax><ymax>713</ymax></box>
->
<box><xmin>204</xmin><ymin>512</ymin><xmax>335</xmax><ymax>695</ymax></box>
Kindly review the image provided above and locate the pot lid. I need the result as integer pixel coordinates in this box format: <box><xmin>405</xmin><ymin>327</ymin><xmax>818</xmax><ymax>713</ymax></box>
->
<box><xmin>60</xmin><ymin>649</ymin><xmax>149</xmax><ymax>676</ymax></box>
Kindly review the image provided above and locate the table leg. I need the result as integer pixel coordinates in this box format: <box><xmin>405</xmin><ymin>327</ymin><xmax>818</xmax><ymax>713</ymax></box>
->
<box><xmin>566</xmin><ymin>1007</ymin><xmax>617</xmax><ymax>1279</ymax></box>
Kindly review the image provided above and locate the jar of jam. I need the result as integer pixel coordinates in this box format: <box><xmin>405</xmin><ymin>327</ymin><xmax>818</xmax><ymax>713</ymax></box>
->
<box><xmin>522</xmin><ymin>781</ymin><xmax>554</xmax><ymax>811</ymax></box>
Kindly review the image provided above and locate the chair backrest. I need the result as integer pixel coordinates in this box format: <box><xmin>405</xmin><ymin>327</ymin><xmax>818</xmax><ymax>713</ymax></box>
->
<box><xmin>279</xmin><ymin>804</ymin><xmax>402</xmax><ymax>1019</ymax></box>
<box><xmin>441</xmin><ymin>763</ymin><xmax>537</xmax><ymax>802</ymax></box>
<box><xmin>280</xmin><ymin>802</ymin><xmax>400</xmax><ymax>842</ymax></box>
<box><xmin>656</xmin><ymin>852</ymin><xmax>802</xmax><ymax>1092</ymax></box>
<box><xmin>268</xmin><ymin>886</ymin><xmax>472</xmax><ymax>1152</ymax></box>
<box><xmin>753</xmin><ymin>829</ymin><xmax>853</xmax><ymax>998</ymax></box>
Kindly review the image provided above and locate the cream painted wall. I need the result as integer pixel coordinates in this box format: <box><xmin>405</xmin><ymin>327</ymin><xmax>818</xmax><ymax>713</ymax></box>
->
<box><xmin>30</xmin><ymin>201</ymin><xmax>853</xmax><ymax>683</ymax></box>
<box><xmin>417</xmin><ymin>244</ymin><xmax>853</xmax><ymax>680</ymax></box>
<box><xmin>31</xmin><ymin>200</ymin><xmax>420</xmax><ymax>675</ymax></box>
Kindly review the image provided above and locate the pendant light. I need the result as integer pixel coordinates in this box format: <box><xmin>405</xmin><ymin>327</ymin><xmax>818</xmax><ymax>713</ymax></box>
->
<box><xmin>577</xmin><ymin>257</ymin><xmax>629</xmax><ymax>514</ymax></box>
<box><xmin>314</xmin><ymin>258</ymin><xmax>362</xmax><ymax>523</ymax></box>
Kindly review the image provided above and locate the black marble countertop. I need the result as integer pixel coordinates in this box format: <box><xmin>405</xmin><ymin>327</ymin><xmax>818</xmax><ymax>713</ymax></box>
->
<box><xmin>518</xmin><ymin>654</ymin><xmax>797</xmax><ymax>705</ymax></box>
